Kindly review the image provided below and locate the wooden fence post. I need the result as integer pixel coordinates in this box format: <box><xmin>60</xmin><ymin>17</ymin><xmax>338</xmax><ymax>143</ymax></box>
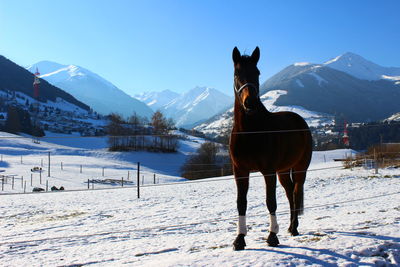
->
<box><xmin>48</xmin><ymin>152</ymin><xmax>51</xmax><ymax>177</ymax></box>
<box><xmin>137</xmin><ymin>162</ymin><xmax>140</xmax><ymax>198</ymax></box>
<box><xmin>374</xmin><ymin>148</ymin><xmax>378</xmax><ymax>174</ymax></box>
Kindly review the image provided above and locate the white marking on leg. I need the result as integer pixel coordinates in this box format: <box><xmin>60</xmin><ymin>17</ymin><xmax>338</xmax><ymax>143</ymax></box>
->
<box><xmin>269</xmin><ymin>214</ymin><xmax>279</xmax><ymax>234</ymax></box>
<box><xmin>238</xmin><ymin>215</ymin><xmax>247</xmax><ymax>235</ymax></box>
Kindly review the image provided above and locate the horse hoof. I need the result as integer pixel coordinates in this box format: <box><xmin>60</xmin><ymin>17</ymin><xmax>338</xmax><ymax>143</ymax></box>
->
<box><xmin>291</xmin><ymin>229</ymin><xmax>300</xmax><ymax>236</ymax></box>
<box><xmin>288</xmin><ymin>227</ymin><xmax>299</xmax><ymax>236</ymax></box>
<box><xmin>233</xmin><ymin>234</ymin><xmax>246</xmax><ymax>251</ymax></box>
<box><xmin>267</xmin><ymin>232</ymin><xmax>279</xmax><ymax>247</ymax></box>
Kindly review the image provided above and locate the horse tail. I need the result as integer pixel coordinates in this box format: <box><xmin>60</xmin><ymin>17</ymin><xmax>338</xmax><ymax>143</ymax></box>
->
<box><xmin>297</xmin><ymin>183</ymin><xmax>304</xmax><ymax>215</ymax></box>
<box><xmin>293</xmin><ymin>168</ymin><xmax>306</xmax><ymax>216</ymax></box>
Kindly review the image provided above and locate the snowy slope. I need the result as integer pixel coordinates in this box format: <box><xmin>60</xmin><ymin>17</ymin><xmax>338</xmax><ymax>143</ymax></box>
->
<box><xmin>324</xmin><ymin>52</ymin><xmax>400</xmax><ymax>81</ymax></box>
<box><xmin>160</xmin><ymin>86</ymin><xmax>233</xmax><ymax>128</ymax></box>
<box><xmin>0</xmin><ymin>134</ymin><xmax>399</xmax><ymax>266</ymax></box>
<box><xmin>134</xmin><ymin>89</ymin><xmax>179</xmax><ymax>111</ymax></box>
<box><xmin>195</xmin><ymin>90</ymin><xmax>333</xmax><ymax>137</ymax></box>
<box><xmin>259</xmin><ymin>54</ymin><xmax>400</xmax><ymax>123</ymax></box>
<box><xmin>27</xmin><ymin>61</ymin><xmax>153</xmax><ymax>118</ymax></box>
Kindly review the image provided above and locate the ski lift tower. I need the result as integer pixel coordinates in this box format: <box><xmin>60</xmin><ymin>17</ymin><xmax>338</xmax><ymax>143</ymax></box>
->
<box><xmin>343</xmin><ymin>122</ymin><xmax>350</xmax><ymax>148</ymax></box>
<box><xmin>33</xmin><ymin>68</ymin><xmax>40</xmax><ymax>134</ymax></box>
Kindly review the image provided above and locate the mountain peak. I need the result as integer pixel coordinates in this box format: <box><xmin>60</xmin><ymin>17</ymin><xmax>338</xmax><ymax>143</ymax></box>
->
<box><xmin>324</xmin><ymin>52</ymin><xmax>371</xmax><ymax>66</ymax></box>
<box><xmin>324</xmin><ymin>52</ymin><xmax>400</xmax><ymax>80</ymax></box>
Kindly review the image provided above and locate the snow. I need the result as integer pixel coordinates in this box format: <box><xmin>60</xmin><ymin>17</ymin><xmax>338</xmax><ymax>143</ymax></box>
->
<box><xmin>0</xmin><ymin>133</ymin><xmax>399</xmax><ymax>266</ymax></box>
<box><xmin>261</xmin><ymin>90</ymin><xmax>334</xmax><ymax>127</ymax></box>
<box><xmin>382</xmin><ymin>75</ymin><xmax>400</xmax><ymax>85</ymax></box>
<box><xmin>195</xmin><ymin>90</ymin><xmax>334</xmax><ymax>136</ymax></box>
<box><xmin>295</xmin><ymin>79</ymin><xmax>304</xmax><ymax>88</ymax></box>
<box><xmin>307</xmin><ymin>72</ymin><xmax>328</xmax><ymax>86</ymax></box>
<box><xmin>134</xmin><ymin>90</ymin><xmax>180</xmax><ymax>111</ymax></box>
<box><xmin>324</xmin><ymin>52</ymin><xmax>400</xmax><ymax>81</ymax></box>
<box><xmin>27</xmin><ymin>61</ymin><xmax>153</xmax><ymax>118</ymax></box>
<box><xmin>161</xmin><ymin>87</ymin><xmax>233</xmax><ymax>128</ymax></box>
<box><xmin>294</xmin><ymin>62</ymin><xmax>311</xmax><ymax>67</ymax></box>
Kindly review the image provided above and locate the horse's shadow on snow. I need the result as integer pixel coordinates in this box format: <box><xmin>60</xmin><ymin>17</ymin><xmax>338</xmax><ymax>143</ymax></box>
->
<box><xmin>246</xmin><ymin>245</ymin><xmax>364</xmax><ymax>267</ymax></box>
<box><xmin>245</xmin><ymin>231</ymin><xmax>400</xmax><ymax>266</ymax></box>
<box><xmin>0</xmin><ymin>161</ymin><xmax>10</xmax><ymax>168</ymax></box>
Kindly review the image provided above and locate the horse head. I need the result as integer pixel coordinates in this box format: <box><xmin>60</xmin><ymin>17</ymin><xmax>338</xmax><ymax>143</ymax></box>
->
<box><xmin>232</xmin><ymin>46</ymin><xmax>261</xmax><ymax>115</ymax></box>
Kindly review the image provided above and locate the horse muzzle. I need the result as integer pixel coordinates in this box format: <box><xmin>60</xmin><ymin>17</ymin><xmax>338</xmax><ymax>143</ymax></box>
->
<box><xmin>243</xmin><ymin>96</ymin><xmax>259</xmax><ymax>115</ymax></box>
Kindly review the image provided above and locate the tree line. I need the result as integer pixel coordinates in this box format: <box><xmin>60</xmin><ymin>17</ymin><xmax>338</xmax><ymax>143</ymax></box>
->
<box><xmin>348</xmin><ymin>121</ymin><xmax>400</xmax><ymax>150</ymax></box>
<box><xmin>0</xmin><ymin>105</ymin><xmax>44</xmax><ymax>136</ymax></box>
<box><xmin>107</xmin><ymin>111</ymin><xmax>179</xmax><ymax>152</ymax></box>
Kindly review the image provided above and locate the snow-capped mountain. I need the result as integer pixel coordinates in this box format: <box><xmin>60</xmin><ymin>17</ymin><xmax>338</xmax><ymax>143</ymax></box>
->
<box><xmin>0</xmin><ymin>55</ymin><xmax>89</xmax><ymax>112</ymax></box>
<box><xmin>386</xmin><ymin>112</ymin><xmax>400</xmax><ymax>122</ymax></box>
<box><xmin>194</xmin><ymin>90</ymin><xmax>334</xmax><ymax>137</ymax></box>
<box><xmin>260</xmin><ymin>54</ymin><xmax>400</xmax><ymax>122</ymax></box>
<box><xmin>134</xmin><ymin>89</ymin><xmax>179</xmax><ymax>111</ymax></box>
<box><xmin>324</xmin><ymin>52</ymin><xmax>400</xmax><ymax>82</ymax></box>
<box><xmin>27</xmin><ymin>61</ymin><xmax>153</xmax><ymax>118</ymax></box>
<box><xmin>159</xmin><ymin>86</ymin><xmax>233</xmax><ymax>128</ymax></box>
<box><xmin>195</xmin><ymin>52</ymin><xmax>400</xmax><ymax>137</ymax></box>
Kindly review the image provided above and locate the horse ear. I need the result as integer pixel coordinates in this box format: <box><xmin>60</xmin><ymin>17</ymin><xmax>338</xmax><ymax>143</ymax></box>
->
<box><xmin>251</xmin><ymin>46</ymin><xmax>260</xmax><ymax>63</ymax></box>
<box><xmin>232</xmin><ymin>47</ymin><xmax>241</xmax><ymax>64</ymax></box>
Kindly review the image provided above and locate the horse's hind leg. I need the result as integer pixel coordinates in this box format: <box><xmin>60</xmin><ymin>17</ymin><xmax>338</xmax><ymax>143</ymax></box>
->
<box><xmin>277</xmin><ymin>169</ymin><xmax>295</xmax><ymax>234</ymax></box>
<box><xmin>262</xmin><ymin>170</ymin><xmax>279</xmax><ymax>247</ymax></box>
<box><xmin>289</xmin><ymin>166</ymin><xmax>307</xmax><ymax>236</ymax></box>
<box><xmin>233</xmin><ymin>167</ymin><xmax>249</xmax><ymax>251</ymax></box>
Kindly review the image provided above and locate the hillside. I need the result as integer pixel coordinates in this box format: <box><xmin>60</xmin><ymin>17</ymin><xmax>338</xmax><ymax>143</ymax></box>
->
<box><xmin>195</xmin><ymin>52</ymin><xmax>400</xmax><ymax>137</ymax></box>
<box><xmin>0</xmin><ymin>133</ymin><xmax>399</xmax><ymax>266</ymax></box>
<box><xmin>27</xmin><ymin>61</ymin><xmax>153</xmax><ymax>118</ymax></box>
<box><xmin>195</xmin><ymin>89</ymin><xmax>334</xmax><ymax>137</ymax></box>
<box><xmin>0</xmin><ymin>56</ymin><xmax>89</xmax><ymax>111</ymax></box>
<box><xmin>134</xmin><ymin>89</ymin><xmax>180</xmax><ymax>111</ymax></box>
<box><xmin>260</xmin><ymin>53</ymin><xmax>400</xmax><ymax>122</ymax></box>
<box><xmin>261</xmin><ymin>63</ymin><xmax>400</xmax><ymax>122</ymax></box>
<box><xmin>159</xmin><ymin>86</ymin><xmax>233</xmax><ymax>128</ymax></box>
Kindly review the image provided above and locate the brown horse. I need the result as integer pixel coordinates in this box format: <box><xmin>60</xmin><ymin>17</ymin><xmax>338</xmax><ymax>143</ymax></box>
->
<box><xmin>230</xmin><ymin>47</ymin><xmax>312</xmax><ymax>250</ymax></box>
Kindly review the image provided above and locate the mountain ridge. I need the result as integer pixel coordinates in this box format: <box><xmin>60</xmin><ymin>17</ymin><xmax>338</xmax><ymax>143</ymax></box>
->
<box><xmin>27</xmin><ymin>61</ymin><xmax>153</xmax><ymax>118</ymax></box>
<box><xmin>0</xmin><ymin>55</ymin><xmax>90</xmax><ymax>111</ymax></box>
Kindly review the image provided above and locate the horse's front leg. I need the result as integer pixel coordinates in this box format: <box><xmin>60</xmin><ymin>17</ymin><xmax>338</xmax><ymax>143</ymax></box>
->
<box><xmin>233</xmin><ymin>167</ymin><xmax>249</xmax><ymax>251</ymax></box>
<box><xmin>263</xmin><ymin>171</ymin><xmax>280</xmax><ymax>247</ymax></box>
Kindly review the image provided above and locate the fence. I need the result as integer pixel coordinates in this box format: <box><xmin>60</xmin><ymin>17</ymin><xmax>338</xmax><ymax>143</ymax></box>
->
<box><xmin>1</xmin><ymin>127</ymin><xmax>399</xmax><ymax>196</ymax></box>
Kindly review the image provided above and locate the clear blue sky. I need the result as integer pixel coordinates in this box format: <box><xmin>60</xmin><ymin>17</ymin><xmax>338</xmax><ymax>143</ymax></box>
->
<box><xmin>1</xmin><ymin>0</ymin><xmax>399</xmax><ymax>96</ymax></box>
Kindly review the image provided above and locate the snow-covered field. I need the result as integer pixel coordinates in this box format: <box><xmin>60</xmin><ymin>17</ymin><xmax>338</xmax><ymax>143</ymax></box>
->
<box><xmin>0</xmin><ymin>131</ymin><xmax>399</xmax><ymax>266</ymax></box>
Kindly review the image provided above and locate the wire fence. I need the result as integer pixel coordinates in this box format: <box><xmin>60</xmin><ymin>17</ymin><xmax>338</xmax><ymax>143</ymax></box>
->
<box><xmin>1</xmin><ymin>120</ymin><xmax>400</xmax><ymax>140</ymax></box>
<box><xmin>0</xmin><ymin>189</ymin><xmax>398</xmax><ymax>247</ymax></box>
<box><xmin>0</xmin><ymin>132</ymin><xmax>399</xmax><ymax>195</ymax></box>
<box><xmin>1</xmin><ymin>132</ymin><xmax>399</xmax><ymax>249</ymax></box>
